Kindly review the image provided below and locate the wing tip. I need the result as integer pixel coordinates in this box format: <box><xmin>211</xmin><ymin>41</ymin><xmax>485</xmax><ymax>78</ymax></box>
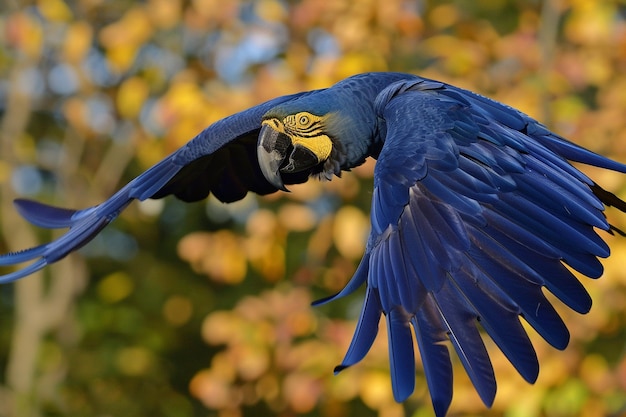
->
<box><xmin>431</xmin><ymin>397</ymin><xmax>452</xmax><ymax>417</ymax></box>
<box><xmin>0</xmin><ymin>258</ymin><xmax>48</xmax><ymax>283</ymax></box>
<box><xmin>13</xmin><ymin>198</ymin><xmax>79</xmax><ymax>229</ymax></box>
<box><xmin>333</xmin><ymin>364</ymin><xmax>348</xmax><ymax>375</ymax></box>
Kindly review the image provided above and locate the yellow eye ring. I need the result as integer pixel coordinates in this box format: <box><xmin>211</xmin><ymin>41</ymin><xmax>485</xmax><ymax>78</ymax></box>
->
<box><xmin>299</xmin><ymin>115</ymin><xmax>310</xmax><ymax>126</ymax></box>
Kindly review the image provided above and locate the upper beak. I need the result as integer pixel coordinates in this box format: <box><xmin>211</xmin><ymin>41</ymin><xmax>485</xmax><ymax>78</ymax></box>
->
<box><xmin>257</xmin><ymin>123</ymin><xmax>290</xmax><ymax>191</ymax></box>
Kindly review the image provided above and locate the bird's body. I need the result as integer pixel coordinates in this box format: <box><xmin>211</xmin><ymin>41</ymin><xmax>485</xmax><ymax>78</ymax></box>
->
<box><xmin>1</xmin><ymin>72</ymin><xmax>625</xmax><ymax>416</ymax></box>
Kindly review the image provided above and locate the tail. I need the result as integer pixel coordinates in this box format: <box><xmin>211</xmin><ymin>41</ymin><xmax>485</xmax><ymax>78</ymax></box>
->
<box><xmin>0</xmin><ymin>156</ymin><xmax>183</xmax><ymax>283</ymax></box>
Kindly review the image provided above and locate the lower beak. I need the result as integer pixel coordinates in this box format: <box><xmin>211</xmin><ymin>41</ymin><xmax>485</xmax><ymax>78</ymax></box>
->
<box><xmin>257</xmin><ymin>124</ymin><xmax>290</xmax><ymax>191</ymax></box>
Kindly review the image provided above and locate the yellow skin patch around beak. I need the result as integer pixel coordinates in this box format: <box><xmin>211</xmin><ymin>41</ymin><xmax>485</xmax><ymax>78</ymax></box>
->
<box><xmin>262</xmin><ymin>112</ymin><xmax>333</xmax><ymax>162</ymax></box>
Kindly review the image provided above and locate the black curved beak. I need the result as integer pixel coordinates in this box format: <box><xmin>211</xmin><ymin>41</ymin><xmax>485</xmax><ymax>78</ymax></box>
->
<box><xmin>258</xmin><ymin>123</ymin><xmax>324</xmax><ymax>191</ymax></box>
<box><xmin>257</xmin><ymin>124</ymin><xmax>290</xmax><ymax>191</ymax></box>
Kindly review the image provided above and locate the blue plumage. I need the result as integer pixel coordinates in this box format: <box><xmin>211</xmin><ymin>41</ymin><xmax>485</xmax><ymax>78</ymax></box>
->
<box><xmin>2</xmin><ymin>72</ymin><xmax>626</xmax><ymax>416</ymax></box>
<box><xmin>412</xmin><ymin>306</ymin><xmax>453</xmax><ymax>417</ymax></box>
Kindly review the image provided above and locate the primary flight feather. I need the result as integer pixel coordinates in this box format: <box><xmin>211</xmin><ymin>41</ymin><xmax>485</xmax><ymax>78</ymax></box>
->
<box><xmin>2</xmin><ymin>72</ymin><xmax>625</xmax><ymax>416</ymax></box>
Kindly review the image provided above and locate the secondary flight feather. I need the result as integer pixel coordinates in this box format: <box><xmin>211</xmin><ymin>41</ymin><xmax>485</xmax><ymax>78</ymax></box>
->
<box><xmin>2</xmin><ymin>72</ymin><xmax>625</xmax><ymax>416</ymax></box>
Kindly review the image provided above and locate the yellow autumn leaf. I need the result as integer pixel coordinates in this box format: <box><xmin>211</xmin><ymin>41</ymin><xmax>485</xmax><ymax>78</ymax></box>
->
<box><xmin>335</xmin><ymin>51</ymin><xmax>388</xmax><ymax>80</ymax></box>
<box><xmin>283</xmin><ymin>373</ymin><xmax>320</xmax><ymax>413</ymax></box>
<box><xmin>12</xmin><ymin>133</ymin><xmax>37</xmax><ymax>162</ymax></box>
<box><xmin>189</xmin><ymin>368</ymin><xmax>236</xmax><ymax>409</ymax></box>
<box><xmin>178</xmin><ymin>230</ymin><xmax>247</xmax><ymax>284</ymax></box>
<box><xmin>10</xmin><ymin>12</ymin><xmax>44</xmax><ymax>59</ymax></box>
<box><xmin>100</xmin><ymin>7</ymin><xmax>153</xmax><ymax>47</ymax></box>
<box><xmin>358</xmin><ymin>371</ymin><xmax>394</xmax><ymax>409</ymax></box>
<box><xmin>564</xmin><ymin>1</ymin><xmax>616</xmax><ymax>45</ymax></box>
<box><xmin>333</xmin><ymin>206</ymin><xmax>368</xmax><ymax>259</ymax></box>
<box><xmin>105</xmin><ymin>44</ymin><xmax>139</xmax><ymax>73</ymax></box>
<box><xmin>97</xmin><ymin>271</ymin><xmax>134</xmax><ymax>303</ymax></box>
<box><xmin>99</xmin><ymin>7</ymin><xmax>154</xmax><ymax>72</ymax></box>
<box><xmin>161</xmin><ymin>81</ymin><xmax>208</xmax><ymax>117</ymax></box>
<box><xmin>136</xmin><ymin>139</ymin><xmax>169</xmax><ymax>169</ymax></box>
<box><xmin>116</xmin><ymin>346</ymin><xmax>153</xmax><ymax>376</ymax></box>
<box><xmin>37</xmin><ymin>0</ymin><xmax>73</xmax><ymax>22</ymax></box>
<box><xmin>147</xmin><ymin>0</ymin><xmax>182</xmax><ymax>29</ymax></box>
<box><xmin>0</xmin><ymin>161</ymin><xmax>10</xmax><ymax>184</ymax></box>
<box><xmin>62</xmin><ymin>21</ymin><xmax>93</xmax><ymax>63</ymax></box>
<box><xmin>162</xmin><ymin>295</ymin><xmax>193</xmax><ymax>326</ymax></box>
<box><xmin>278</xmin><ymin>203</ymin><xmax>316</xmax><ymax>232</ymax></box>
<box><xmin>235</xmin><ymin>345</ymin><xmax>270</xmax><ymax>381</ymax></box>
<box><xmin>202</xmin><ymin>311</ymin><xmax>242</xmax><ymax>345</ymax></box>
<box><xmin>255</xmin><ymin>0</ymin><xmax>287</xmax><ymax>22</ymax></box>
<box><xmin>116</xmin><ymin>77</ymin><xmax>150</xmax><ymax>119</ymax></box>
<box><xmin>429</xmin><ymin>4</ymin><xmax>460</xmax><ymax>29</ymax></box>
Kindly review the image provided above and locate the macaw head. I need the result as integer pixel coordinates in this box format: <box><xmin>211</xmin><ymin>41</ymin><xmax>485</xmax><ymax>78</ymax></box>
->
<box><xmin>257</xmin><ymin>90</ymin><xmax>378</xmax><ymax>190</ymax></box>
<box><xmin>257</xmin><ymin>108</ymin><xmax>341</xmax><ymax>190</ymax></box>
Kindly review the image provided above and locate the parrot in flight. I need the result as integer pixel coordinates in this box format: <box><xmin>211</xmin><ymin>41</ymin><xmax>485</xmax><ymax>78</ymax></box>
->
<box><xmin>1</xmin><ymin>72</ymin><xmax>625</xmax><ymax>416</ymax></box>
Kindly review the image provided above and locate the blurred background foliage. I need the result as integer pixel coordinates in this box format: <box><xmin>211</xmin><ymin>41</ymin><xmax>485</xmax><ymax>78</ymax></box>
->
<box><xmin>0</xmin><ymin>0</ymin><xmax>626</xmax><ymax>416</ymax></box>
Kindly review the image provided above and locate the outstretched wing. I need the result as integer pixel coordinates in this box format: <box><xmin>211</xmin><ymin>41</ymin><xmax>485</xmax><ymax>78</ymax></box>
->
<box><xmin>325</xmin><ymin>78</ymin><xmax>626</xmax><ymax>416</ymax></box>
<box><xmin>0</xmin><ymin>91</ymin><xmax>313</xmax><ymax>282</ymax></box>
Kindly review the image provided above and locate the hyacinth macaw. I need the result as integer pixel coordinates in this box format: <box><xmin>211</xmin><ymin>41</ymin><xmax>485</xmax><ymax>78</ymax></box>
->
<box><xmin>1</xmin><ymin>72</ymin><xmax>625</xmax><ymax>416</ymax></box>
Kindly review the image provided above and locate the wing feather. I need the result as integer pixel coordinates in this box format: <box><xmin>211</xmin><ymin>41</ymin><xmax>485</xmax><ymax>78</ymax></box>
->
<box><xmin>346</xmin><ymin>77</ymin><xmax>626</xmax><ymax>410</ymax></box>
<box><xmin>0</xmin><ymin>93</ymin><xmax>308</xmax><ymax>279</ymax></box>
<box><xmin>433</xmin><ymin>283</ymin><xmax>497</xmax><ymax>406</ymax></box>
<box><xmin>387</xmin><ymin>308</ymin><xmax>416</xmax><ymax>402</ymax></box>
<box><xmin>411</xmin><ymin>304</ymin><xmax>453</xmax><ymax>417</ymax></box>
<box><xmin>334</xmin><ymin>285</ymin><xmax>383</xmax><ymax>373</ymax></box>
<box><xmin>448</xmin><ymin>265</ymin><xmax>539</xmax><ymax>384</ymax></box>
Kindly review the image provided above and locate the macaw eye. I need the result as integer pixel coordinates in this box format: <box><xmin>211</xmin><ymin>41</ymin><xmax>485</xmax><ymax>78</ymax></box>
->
<box><xmin>282</xmin><ymin>112</ymin><xmax>323</xmax><ymax>133</ymax></box>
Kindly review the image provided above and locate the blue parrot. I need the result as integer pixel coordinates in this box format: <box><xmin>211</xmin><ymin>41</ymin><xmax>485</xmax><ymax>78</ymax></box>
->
<box><xmin>1</xmin><ymin>72</ymin><xmax>625</xmax><ymax>416</ymax></box>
